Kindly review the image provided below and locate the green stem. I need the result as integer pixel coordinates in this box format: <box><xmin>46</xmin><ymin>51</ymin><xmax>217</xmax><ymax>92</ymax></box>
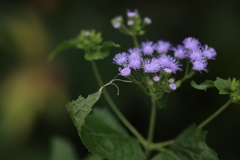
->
<box><xmin>132</xmin><ymin>35</ymin><xmax>139</xmax><ymax>47</ymax></box>
<box><xmin>145</xmin><ymin>97</ymin><xmax>157</xmax><ymax>159</ymax></box>
<box><xmin>150</xmin><ymin>140</ymin><xmax>174</xmax><ymax>150</ymax></box>
<box><xmin>90</xmin><ymin>61</ymin><xmax>147</xmax><ymax>146</ymax></box>
<box><xmin>181</xmin><ymin>70</ymin><xmax>196</xmax><ymax>83</ymax></box>
<box><xmin>184</xmin><ymin>60</ymin><xmax>190</xmax><ymax>76</ymax></box>
<box><xmin>198</xmin><ymin>99</ymin><xmax>232</xmax><ymax>129</ymax></box>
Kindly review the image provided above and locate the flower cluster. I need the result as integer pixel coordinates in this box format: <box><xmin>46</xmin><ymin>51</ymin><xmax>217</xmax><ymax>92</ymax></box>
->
<box><xmin>113</xmin><ymin>37</ymin><xmax>217</xmax><ymax>91</ymax></box>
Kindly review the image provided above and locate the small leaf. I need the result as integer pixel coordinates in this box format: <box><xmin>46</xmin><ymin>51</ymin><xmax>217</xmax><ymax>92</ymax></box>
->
<box><xmin>84</xmin><ymin>41</ymin><xmax>120</xmax><ymax>61</ymax></box>
<box><xmin>48</xmin><ymin>38</ymin><xmax>79</xmax><ymax>61</ymax></box>
<box><xmin>49</xmin><ymin>136</ymin><xmax>79</xmax><ymax>160</ymax></box>
<box><xmin>191</xmin><ymin>80</ymin><xmax>214</xmax><ymax>91</ymax></box>
<box><xmin>170</xmin><ymin>124</ymin><xmax>218</xmax><ymax>159</ymax></box>
<box><xmin>214</xmin><ymin>77</ymin><xmax>232</xmax><ymax>94</ymax></box>
<box><xmin>65</xmin><ymin>91</ymin><xmax>102</xmax><ymax>134</ymax></box>
<box><xmin>81</xmin><ymin>108</ymin><xmax>145</xmax><ymax>160</ymax></box>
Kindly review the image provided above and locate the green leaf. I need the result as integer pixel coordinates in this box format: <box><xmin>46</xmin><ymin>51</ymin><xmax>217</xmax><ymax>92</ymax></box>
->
<box><xmin>214</xmin><ymin>77</ymin><xmax>232</xmax><ymax>94</ymax></box>
<box><xmin>48</xmin><ymin>38</ymin><xmax>79</xmax><ymax>61</ymax></box>
<box><xmin>65</xmin><ymin>91</ymin><xmax>102</xmax><ymax>134</ymax></box>
<box><xmin>84</xmin><ymin>41</ymin><xmax>120</xmax><ymax>61</ymax></box>
<box><xmin>191</xmin><ymin>80</ymin><xmax>214</xmax><ymax>91</ymax></box>
<box><xmin>151</xmin><ymin>152</ymin><xmax>180</xmax><ymax>160</ymax></box>
<box><xmin>81</xmin><ymin>108</ymin><xmax>145</xmax><ymax>160</ymax></box>
<box><xmin>49</xmin><ymin>136</ymin><xmax>79</xmax><ymax>160</ymax></box>
<box><xmin>170</xmin><ymin>124</ymin><xmax>219</xmax><ymax>159</ymax></box>
<box><xmin>83</xmin><ymin>154</ymin><xmax>103</xmax><ymax>160</ymax></box>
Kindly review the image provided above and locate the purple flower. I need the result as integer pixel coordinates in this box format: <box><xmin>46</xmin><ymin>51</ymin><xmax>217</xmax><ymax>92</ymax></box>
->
<box><xmin>128</xmin><ymin>59</ymin><xmax>142</xmax><ymax>69</ymax></box>
<box><xmin>183</xmin><ymin>37</ymin><xmax>200</xmax><ymax>50</ymax></box>
<box><xmin>202</xmin><ymin>45</ymin><xmax>217</xmax><ymax>60</ymax></box>
<box><xmin>113</xmin><ymin>52</ymin><xmax>128</xmax><ymax>65</ymax></box>
<box><xmin>172</xmin><ymin>45</ymin><xmax>187</xmax><ymax>59</ymax></box>
<box><xmin>164</xmin><ymin>68</ymin><xmax>172</xmax><ymax>73</ymax></box>
<box><xmin>157</xmin><ymin>54</ymin><xmax>182</xmax><ymax>73</ymax></box>
<box><xmin>127</xmin><ymin>9</ymin><xmax>138</xmax><ymax>17</ymax></box>
<box><xmin>192</xmin><ymin>60</ymin><xmax>208</xmax><ymax>72</ymax></box>
<box><xmin>119</xmin><ymin>67</ymin><xmax>131</xmax><ymax>76</ymax></box>
<box><xmin>154</xmin><ymin>40</ymin><xmax>171</xmax><ymax>54</ymax></box>
<box><xmin>169</xmin><ymin>84</ymin><xmax>177</xmax><ymax>90</ymax></box>
<box><xmin>189</xmin><ymin>49</ymin><xmax>203</xmax><ymax>61</ymax></box>
<box><xmin>127</xmin><ymin>20</ymin><xmax>134</xmax><ymax>26</ymax></box>
<box><xmin>143</xmin><ymin>59</ymin><xmax>161</xmax><ymax>73</ymax></box>
<box><xmin>128</xmin><ymin>48</ymin><xmax>142</xmax><ymax>60</ymax></box>
<box><xmin>141</xmin><ymin>41</ymin><xmax>154</xmax><ymax>55</ymax></box>
<box><xmin>153</xmin><ymin>76</ymin><xmax>160</xmax><ymax>81</ymax></box>
<box><xmin>144</xmin><ymin>17</ymin><xmax>152</xmax><ymax>24</ymax></box>
<box><xmin>168</xmin><ymin>78</ymin><xmax>174</xmax><ymax>83</ymax></box>
<box><xmin>113</xmin><ymin>22</ymin><xmax>121</xmax><ymax>28</ymax></box>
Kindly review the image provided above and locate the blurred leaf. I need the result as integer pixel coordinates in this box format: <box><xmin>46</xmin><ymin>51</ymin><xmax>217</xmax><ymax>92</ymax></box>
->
<box><xmin>83</xmin><ymin>154</ymin><xmax>103</xmax><ymax>160</ymax></box>
<box><xmin>81</xmin><ymin>108</ymin><xmax>145</xmax><ymax>160</ymax></box>
<box><xmin>48</xmin><ymin>38</ymin><xmax>79</xmax><ymax>61</ymax></box>
<box><xmin>214</xmin><ymin>77</ymin><xmax>232</xmax><ymax>94</ymax></box>
<box><xmin>65</xmin><ymin>91</ymin><xmax>102</xmax><ymax>134</ymax></box>
<box><xmin>151</xmin><ymin>152</ymin><xmax>180</xmax><ymax>160</ymax></box>
<box><xmin>84</xmin><ymin>41</ymin><xmax>120</xmax><ymax>61</ymax></box>
<box><xmin>50</xmin><ymin>136</ymin><xmax>79</xmax><ymax>160</ymax></box>
<box><xmin>191</xmin><ymin>80</ymin><xmax>214</xmax><ymax>91</ymax></box>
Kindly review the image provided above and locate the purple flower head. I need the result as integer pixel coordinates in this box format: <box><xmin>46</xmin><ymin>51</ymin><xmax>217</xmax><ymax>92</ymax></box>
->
<box><xmin>172</xmin><ymin>45</ymin><xmax>187</xmax><ymax>59</ymax></box>
<box><xmin>192</xmin><ymin>60</ymin><xmax>208</xmax><ymax>73</ymax></box>
<box><xmin>144</xmin><ymin>17</ymin><xmax>152</xmax><ymax>24</ymax></box>
<box><xmin>113</xmin><ymin>52</ymin><xmax>128</xmax><ymax>65</ymax></box>
<box><xmin>141</xmin><ymin>41</ymin><xmax>154</xmax><ymax>55</ymax></box>
<box><xmin>169</xmin><ymin>84</ymin><xmax>177</xmax><ymax>90</ymax></box>
<box><xmin>183</xmin><ymin>37</ymin><xmax>201</xmax><ymax>50</ymax></box>
<box><xmin>164</xmin><ymin>68</ymin><xmax>172</xmax><ymax>73</ymax></box>
<box><xmin>113</xmin><ymin>22</ymin><xmax>121</xmax><ymax>28</ymax></box>
<box><xmin>154</xmin><ymin>40</ymin><xmax>171</xmax><ymax>54</ymax></box>
<box><xmin>127</xmin><ymin>20</ymin><xmax>134</xmax><ymax>26</ymax></box>
<box><xmin>189</xmin><ymin>49</ymin><xmax>203</xmax><ymax>61</ymax></box>
<box><xmin>202</xmin><ymin>45</ymin><xmax>217</xmax><ymax>60</ymax></box>
<box><xmin>127</xmin><ymin>9</ymin><xmax>138</xmax><ymax>17</ymax></box>
<box><xmin>128</xmin><ymin>59</ymin><xmax>142</xmax><ymax>70</ymax></box>
<box><xmin>168</xmin><ymin>78</ymin><xmax>175</xmax><ymax>83</ymax></box>
<box><xmin>143</xmin><ymin>59</ymin><xmax>161</xmax><ymax>73</ymax></box>
<box><xmin>128</xmin><ymin>48</ymin><xmax>142</xmax><ymax>60</ymax></box>
<box><xmin>119</xmin><ymin>67</ymin><xmax>131</xmax><ymax>76</ymax></box>
<box><xmin>157</xmin><ymin>54</ymin><xmax>182</xmax><ymax>73</ymax></box>
<box><xmin>153</xmin><ymin>76</ymin><xmax>160</xmax><ymax>82</ymax></box>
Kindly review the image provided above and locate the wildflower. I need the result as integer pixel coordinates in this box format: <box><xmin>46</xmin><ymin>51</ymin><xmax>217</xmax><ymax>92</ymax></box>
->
<box><xmin>183</xmin><ymin>37</ymin><xmax>200</xmax><ymax>50</ymax></box>
<box><xmin>158</xmin><ymin>54</ymin><xmax>182</xmax><ymax>73</ymax></box>
<box><xmin>168</xmin><ymin>78</ymin><xmax>175</xmax><ymax>83</ymax></box>
<box><xmin>113</xmin><ymin>22</ymin><xmax>121</xmax><ymax>28</ymax></box>
<box><xmin>169</xmin><ymin>84</ymin><xmax>177</xmax><ymax>90</ymax></box>
<box><xmin>119</xmin><ymin>67</ymin><xmax>131</xmax><ymax>76</ymax></box>
<box><xmin>164</xmin><ymin>68</ymin><xmax>172</xmax><ymax>73</ymax></box>
<box><xmin>202</xmin><ymin>45</ymin><xmax>217</xmax><ymax>60</ymax></box>
<box><xmin>192</xmin><ymin>60</ymin><xmax>208</xmax><ymax>72</ymax></box>
<box><xmin>141</xmin><ymin>41</ymin><xmax>154</xmax><ymax>55</ymax></box>
<box><xmin>128</xmin><ymin>59</ymin><xmax>142</xmax><ymax>69</ymax></box>
<box><xmin>153</xmin><ymin>76</ymin><xmax>160</xmax><ymax>81</ymax></box>
<box><xmin>189</xmin><ymin>49</ymin><xmax>203</xmax><ymax>61</ymax></box>
<box><xmin>172</xmin><ymin>45</ymin><xmax>187</xmax><ymax>59</ymax></box>
<box><xmin>128</xmin><ymin>20</ymin><xmax>134</xmax><ymax>26</ymax></box>
<box><xmin>144</xmin><ymin>17</ymin><xmax>152</xmax><ymax>24</ymax></box>
<box><xmin>128</xmin><ymin>48</ymin><xmax>142</xmax><ymax>60</ymax></box>
<box><xmin>143</xmin><ymin>59</ymin><xmax>161</xmax><ymax>73</ymax></box>
<box><xmin>154</xmin><ymin>40</ymin><xmax>171</xmax><ymax>54</ymax></box>
<box><xmin>113</xmin><ymin>52</ymin><xmax>128</xmax><ymax>65</ymax></box>
<box><xmin>127</xmin><ymin>9</ymin><xmax>138</xmax><ymax>17</ymax></box>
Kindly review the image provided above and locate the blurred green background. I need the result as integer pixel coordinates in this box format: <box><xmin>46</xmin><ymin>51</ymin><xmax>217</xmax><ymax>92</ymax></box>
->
<box><xmin>0</xmin><ymin>0</ymin><xmax>240</xmax><ymax>159</ymax></box>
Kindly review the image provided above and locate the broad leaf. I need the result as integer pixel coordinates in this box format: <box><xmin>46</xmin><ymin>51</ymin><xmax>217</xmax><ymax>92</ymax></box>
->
<box><xmin>151</xmin><ymin>125</ymin><xmax>219</xmax><ymax>160</ymax></box>
<box><xmin>48</xmin><ymin>38</ymin><xmax>79</xmax><ymax>61</ymax></box>
<box><xmin>65</xmin><ymin>91</ymin><xmax>102</xmax><ymax>134</ymax></box>
<box><xmin>49</xmin><ymin>136</ymin><xmax>79</xmax><ymax>160</ymax></box>
<box><xmin>191</xmin><ymin>80</ymin><xmax>214</xmax><ymax>91</ymax></box>
<box><xmin>81</xmin><ymin>108</ymin><xmax>145</xmax><ymax>160</ymax></box>
<box><xmin>84</xmin><ymin>41</ymin><xmax>120</xmax><ymax>61</ymax></box>
<box><xmin>83</xmin><ymin>154</ymin><xmax>103</xmax><ymax>160</ymax></box>
<box><xmin>214</xmin><ymin>77</ymin><xmax>232</xmax><ymax>94</ymax></box>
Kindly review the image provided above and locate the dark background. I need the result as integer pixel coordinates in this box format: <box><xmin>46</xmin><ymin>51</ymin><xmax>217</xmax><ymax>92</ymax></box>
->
<box><xmin>0</xmin><ymin>0</ymin><xmax>240</xmax><ymax>159</ymax></box>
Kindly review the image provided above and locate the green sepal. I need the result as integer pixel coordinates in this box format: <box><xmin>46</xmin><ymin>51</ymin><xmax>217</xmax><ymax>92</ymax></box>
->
<box><xmin>81</xmin><ymin>108</ymin><xmax>146</xmax><ymax>160</ymax></box>
<box><xmin>151</xmin><ymin>124</ymin><xmax>219</xmax><ymax>160</ymax></box>
<box><xmin>65</xmin><ymin>91</ymin><xmax>102</xmax><ymax>134</ymax></box>
<box><xmin>191</xmin><ymin>80</ymin><xmax>214</xmax><ymax>91</ymax></box>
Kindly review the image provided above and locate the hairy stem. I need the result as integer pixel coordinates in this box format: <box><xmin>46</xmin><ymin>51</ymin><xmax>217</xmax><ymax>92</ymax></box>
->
<box><xmin>198</xmin><ymin>99</ymin><xmax>232</xmax><ymax>129</ymax></box>
<box><xmin>145</xmin><ymin>97</ymin><xmax>157</xmax><ymax>159</ymax></box>
<box><xmin>90</xmin><ymin>61</ymin><xmax>147</xmax><ymax>146</ymax></box>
